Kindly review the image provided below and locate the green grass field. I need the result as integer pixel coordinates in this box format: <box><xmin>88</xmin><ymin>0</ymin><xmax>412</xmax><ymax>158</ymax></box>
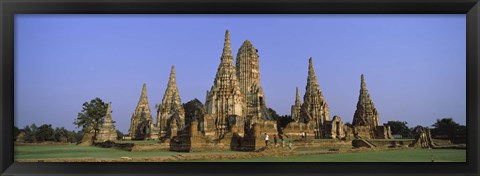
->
<box><xmin>192</xmin><ymin>149</ymin><xmax>466</xmax><ymax>162</ymax></box>
<box><xmin>15</xmin><ymin>145</ymin><xmax>240</xmax><ymax>160</ymax></box>
<box><xmin>15</xmin><ymin>145</ymin><xmax>465</xmax><ymax>162</ymax></box>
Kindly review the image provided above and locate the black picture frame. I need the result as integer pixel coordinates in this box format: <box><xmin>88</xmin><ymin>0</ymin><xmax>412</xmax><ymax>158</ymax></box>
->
<box><xmin>1</xmin><ymin>0</ymin><xmax>479</xmax><ymax>175</ymax></box>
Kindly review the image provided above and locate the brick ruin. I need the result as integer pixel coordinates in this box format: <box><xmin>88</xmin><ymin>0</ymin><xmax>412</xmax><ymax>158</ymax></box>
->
<box><xmin>283</xmin><ymin>60</ymin><xmax>392</xmax><ymax>140</ymax></box>
<box><xmin>351</xmin><ymin>74</ymin><xmax>392</xmax><ymax>139</ymax></box>
<box><xmin>96</xmin><ymin>102</ymin><xmax>118</xmax><ymax>142</ymax></box>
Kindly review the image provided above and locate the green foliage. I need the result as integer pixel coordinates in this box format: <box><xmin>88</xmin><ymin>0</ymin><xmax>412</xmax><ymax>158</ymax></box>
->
<box><xmin>14</xmin><ymin>126</ymin><xmax>20</xmax><ymax>141</ymax></box>
<box><xmin>386</xmin><ymin>121</ymin><xmax>411</xmax><ymax>138</ymax></box>
<box><xmin>54</xmin><ymin>127</ymin><xmax>71</xmax><ymax>142</ymax></box>
<box><xmin>431</xmin><ymin>118</ymin><xmax>465</xmax><ymax>140</ymax></box>
<box><xmin>17</xmin><ymin>124</ymin><xmax>81</xmax><ymax>144</ymax></box>
<box><xmin>182</xmin><ymin>98</ymin><xmax>205</xmax><ymax>124</ymax></box>
<box><xmin>277</xmin><ymin>115</ymin><xmax>293</xmax><ymax>129</ymax></box>
<box><xmin>23</xmin><ymin>124</ymin><xmax>36</xmax><ymax>143</ymax></box>
<box><xmin>267</xmin><ymin>108</ymin><xmax>281</xmax><ymax>120</ymax></box>
<box><xmin>35</xmin><ymin>124</ymin><xmax>55</xmax><ymax>142</ymax></box>
<box><xmin>73</xmin><ymin>97</ymin><xmax>107</xmax><ymax>141</ymax></box>
<box><xmin>67</xmin><ymin>131</ymin><xmax>77</xmax><ymax>143</ymax></box>
<box><xmin>116</xmin><ymin>130</ymin><xmax>124</xmax><ymax>140</ymax></box>
<box><xmin>344</xmin><ymin>122</ymin><xmax>353</xmax><ymax>128</ymax></box>
<box><xmin>75</xmin><ymin>130</ymin><xmax>84</xmax><ymax>143</ymax></box>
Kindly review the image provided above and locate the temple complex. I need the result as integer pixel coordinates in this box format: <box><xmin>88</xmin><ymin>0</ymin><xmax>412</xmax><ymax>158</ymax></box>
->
<box><xmin>113</xmin><ymin>29</ymin><xmax>397</xmax><ymax>152</ymax></box>
<box><xmin>96</xmin><ymin>102</ymin><xmax>118</xmax><ymax>142</ymax></box>
<box><xmin>157</xmin><ymin>66</ymin><xmax>186</xmax><ymax>138</ymax></box>
<box><xmin>352</xmin><ymin>74</ymin><xmax>392</xmax><ymax>139</ymax></box>
<box><xmin>128</xmin><ymin>83</ymin><xmax>155</xmax><ymax>140</ymax></box>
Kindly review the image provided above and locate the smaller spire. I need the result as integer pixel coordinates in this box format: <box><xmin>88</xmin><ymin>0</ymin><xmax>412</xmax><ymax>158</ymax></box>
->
<box><xmin>361</xmin><ymin>74</ymin><xmax>365</xmax><ymax>84</ymax></box>
<box><xmin>141</xmin><ymin>83</ymin><xmax>147</xmax><ymax>98</ymax></box>
<box><xmin>169</xmin><ymin>65</ymin><xmax>176</xmax><ymax>83</ymax></box>
<box><xmin>308</xmin><ymin>57</ymin><xmax>315</xmax><ymax>75</ymax></box>
<box><xmin>295</xmin><ymin>87</ymin><xmax>301</xmax><ymax>105</ymax></box>
<box><xmin>106</xmin><ymin>102</ymin><xmax>112</xmax><ymax>115</ymax></box>
<box><xmin>360</xmin><ymin>74</ymin><xmax>367</xmax><ymax>92</ymax></box>
<box><xmin>221</xmin><ymin>29</ymin><xmax>233</xmax><ymax>62</ymax></box>
<box><xmin>307</xmin><ymin>57</ymin><xmax>318</xmax><ymax>87</ymax></box>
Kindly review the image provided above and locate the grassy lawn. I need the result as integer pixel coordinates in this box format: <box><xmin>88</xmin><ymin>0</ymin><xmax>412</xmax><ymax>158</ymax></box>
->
<box><xmin>194</xmin><ymin>149</ymin><xmax>465</xmax><ymax>162</ymax></box>
<box><xmin>115</xmin><ymin>140</ymin><xmax>160</xmax><ymax>145</ymax></box>
<box><xmin>15</xmin><ymin>145</ymin><xmax>241</xmax><ymax>160</ymax></box>
<box><xmin>15</xmin><ymin>145</ymin><xmax>465</xmax><ymax>162</ymax></box>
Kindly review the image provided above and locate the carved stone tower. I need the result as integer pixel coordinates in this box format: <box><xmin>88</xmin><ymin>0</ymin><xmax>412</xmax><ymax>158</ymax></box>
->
<box><xmin>299</xmin><ymin>57</ymin><xmax>330</xmax><ymax>132</ymax></box>
<box><xmin>205</xmin><ymin>30</ymin><xmax>246</xmax><ymax>137</ymax></box>
<box><xmin>129</xmin><ymin>83</ymin><xmax>154</xmax><ymax>139</ymax></box>
<box><xmin>291</xmin><ymin>87</ymin><xmax>302</xmax><ymax>122</ymax></box>
<box><xmin>352</xmin><ymin>74</ymin><xmax>380</xmax><ymax>129</ymax></box>
<box><xmin>235</xmin><ymin>40</ymin><xmax>271</xmax><ymax>121</ymax></box>
<box><xmin>157</xmin><ymin>65</ymin><xmax>185</xmax><ymax>135</ymax></box>
<box><xmin>96</xmin><ymin>102</ymin><xmax>118</xmax><ymax>142</ymax></box>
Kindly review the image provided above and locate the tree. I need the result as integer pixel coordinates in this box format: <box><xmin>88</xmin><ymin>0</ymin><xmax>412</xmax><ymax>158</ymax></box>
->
<box><xmin>54</xmin><ymin>127</ymin><xmax>70</xmax><ymax>142</ymax></box>
<box><xmin>431</xmin><ymin>118</ymin><xmax>462</xmax><ymax>140</ymax></box>
<box><xmin>344</xmin><ymin>122</ymin><xmax>353</xmax><ymax>128</ymax></box>
<box><xmin>182</xmin><ymin>98</ymin><xmax>205</xmax><ymax>124</ymax></box>
<box><xmin>277</xmin><ymin>115</ymin><xmax>293</xmax><ymax>129</ymax></box>
<box><xmin>23</xmin><ymin>124</ymin><xmax>36</xmax><ymax>143</ymax></box>
<box><xmin>116</xmin><ymin>130</ymin><xmax>124</xmax><ymax>140</ymax></box>
<box><xmin>73</xmin><ymin>97</ymin><xmax>107</xmax><ymax>142</ymax></box>
<box><xmin>75</xmin><ymin>130</ymin><xmax>84</xmax><ymax>144</ymax></box>
<box><xmin>67</xmin><ymin>131</ymin><xmax>77</xmax><ymax>143</ymax></box>
<box><xmin>385</xmin><ymin>121</ymin><xmax>411</xmax><ymax>138</ymax></box>
<box><xmin>14</xmin><ymin>126</ymin><xmax>20</xmax><ymax>141</ymax></box>
<box><xmin>267</xmin><ymin>108</ymin><xmax>281</xmax><ymax>120</ymax></box>
<box><xmin>35</xmin><ymin>124</ymin><xmax>55</xmax><ymax>142</ymax></box>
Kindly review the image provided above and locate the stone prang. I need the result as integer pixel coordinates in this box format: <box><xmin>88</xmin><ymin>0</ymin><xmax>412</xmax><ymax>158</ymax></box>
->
<box><xmin>352</xmin><ymin>74</ymin><xmax>380</xmax><ymax>128</ymax></box>
<box><xmin>299</xmin><ymin>57</ymin><xmax>330</xmax><ymax>127</ymax></box>
<box><xmin>291</xmin><ymin>87</ymin><xmax>302</xmax><ymax>122</ymax></box>
<box><xmin>96</xmin><ymin>102</ymin><xmax>118</xmax><ymax>142</ymax></box>
<box><xmin>351</xmin><ymin>74</ymin><xmax>392</xmax><ymax>139</ymax></box>
<box><xmin>205</xmin><ymin>30</ymin><xmax>246</xmax><ymax>137</ymax></box>
<box><xmin>129</xmin><ymin>83</ymin><xmax>154</xmax><ymax>139</ymax></box>
<box><xmin>157</xmin><ymin>65</ymin><xmax>185</xmax><ymax>136</ymax></box>
<box><xmin>236</xmin><ymin>40</ymin><xmax>272</xmax><ymax>121</ymax></box>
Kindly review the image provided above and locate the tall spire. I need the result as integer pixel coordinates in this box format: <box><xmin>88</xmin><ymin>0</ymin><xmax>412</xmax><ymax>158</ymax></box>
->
<box><xmin>129</xmin><ymin>83</ymin><xmax>153</xmax><ymax>138</ymax></box>
<box><xmin>205</xmin><ymin>29</ymin><xmax>246</xmax><ymax>137</ymax></box>
<box><xmin>307</xmin><ymin>57</ymin><xmax>319</xmax><ymax>90</ymax></box>
<box><xmin>236</xmin><ymin>38</ymin><xmax>271</xmax><ymax>120</ymax></box>
<box><xmin>221</xmin><ymin>29</ymin><xmax>233</xmax><ymax>63</ymax></box>
<box><xmin>141</xmin><ymin>83</ymin><xmax>147</xmax><ymax>99</ymax></box>
<box><xmin>168</xmin><ymin>65</ymin><xmax>176</xmax><ymax>87</ymax></box>
<box><xmin>157</xmin><ymin>65</ymin><xmax>185</xmax><ymax>132</ymax></box>
<box><xmin>300</xmin><ymin>57</ymin><xmax>330</xmax><ymax>126</ymax></box>
<box><xmin>353</xmin><ymin>74</ymin><xmax>380</xmax><ymax>129</ymax></box>
<box><xmin>358</xmin><ymin>74</ymin><xmax>371</xmax><ymax>105</ymax></box>
<box><xmin>295</xmin><ymin>87</ymin><xmax>301</xmax><ymax>106</ymax></box>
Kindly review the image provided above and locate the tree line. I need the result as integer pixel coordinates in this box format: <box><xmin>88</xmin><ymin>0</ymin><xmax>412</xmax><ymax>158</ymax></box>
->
<box><xmin>14</xmin><ymin>123</ymin><xmax>124</xmax><ymax>143</ymax></box>
<box><xmin>384</xmin><ymin>118</ymin><xmax>466</xmax><ymax>141</ymax></box>
<box><xmin>18</xmin><ymin>97</ymin><xmax>465</xmax><ymax>144</ymax></box>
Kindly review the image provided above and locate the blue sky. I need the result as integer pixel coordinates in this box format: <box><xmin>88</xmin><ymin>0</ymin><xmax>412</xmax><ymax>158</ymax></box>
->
<box><xmin>14</xmin><ymin>14</ymin><xmax>466</xmax><ymax>133</ymax></box>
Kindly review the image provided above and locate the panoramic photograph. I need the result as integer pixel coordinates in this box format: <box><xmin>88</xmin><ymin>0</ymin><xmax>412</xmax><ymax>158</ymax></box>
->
<box><xmin>14</xmin><ymin>14</ymin><xmax>466</xmax><ymax>162</ymax></box>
